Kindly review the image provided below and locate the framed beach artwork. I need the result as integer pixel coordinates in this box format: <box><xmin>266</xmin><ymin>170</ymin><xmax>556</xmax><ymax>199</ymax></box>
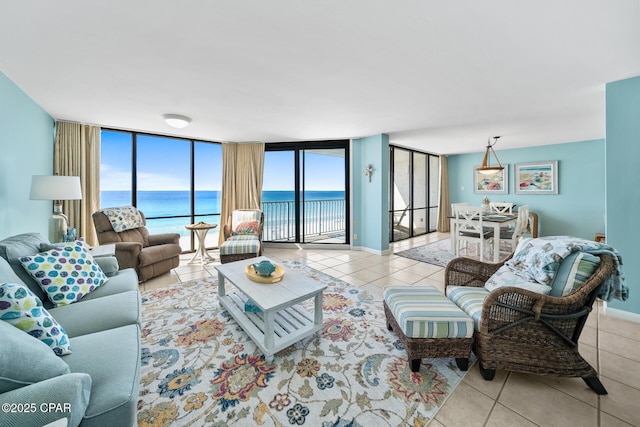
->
<box><xmin>474</xmin><ymin>166</ymin><xmax>508</xmax><ymax>194</ymax></box>
<box><xmin>515</xmin><ymin>161</ymin><xmax>558</xmax><ymax>194</ymax></box>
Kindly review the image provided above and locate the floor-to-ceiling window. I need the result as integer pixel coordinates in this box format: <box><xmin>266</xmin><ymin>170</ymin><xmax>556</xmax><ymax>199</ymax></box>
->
<box><xmin>100</xmin><ymin>129</ymin><xmax>222</xmax><ymax>252</ymax></box>
<box><xmin>263</xmin><ymin>141</ymin><xmax>349</xmax><ymax>245</ymax></box>
<box><xmin>389</xmin><ymin>146</ymin><xmax>439</xmax><ymax>242</ymax></box>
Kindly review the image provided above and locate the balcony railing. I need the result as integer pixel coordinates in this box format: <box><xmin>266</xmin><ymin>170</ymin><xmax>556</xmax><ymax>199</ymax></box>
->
<box><xmin>262</xmin><ymin>198</ymin><xmax>346</xmax><ymax>242</ymax></box>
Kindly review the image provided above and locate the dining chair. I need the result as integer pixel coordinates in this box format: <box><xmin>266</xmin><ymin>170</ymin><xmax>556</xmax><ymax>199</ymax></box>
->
<box><xmin>451</xmin><ymin>202</ymin><xmax>469</xmax><ymax>215</ymax></box>
<box><xmin>489</xmin><ymin>202</ymin><xmax>514</xmax><ymax>214</ymax></box>
<box><xmin>454</xmin><ymin>206</ymin><xmax>493</xmax><ymax>261</ymax></box>
<box><xmin>498</xmin><ymin>205</ymin><xmax>529</xmax><ymax>252</ymax></box>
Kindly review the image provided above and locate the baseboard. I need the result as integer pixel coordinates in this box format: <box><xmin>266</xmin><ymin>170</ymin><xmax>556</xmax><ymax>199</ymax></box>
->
<box><xmin>300</xmin><ymin>243</ymin><xmax>351</xmax><ymax>250</ymax></box>
<box><xmin>602</xmin><ymin>304</ymin><xmax>640</xmax><ymax>323</ymax></box>
<box><xmin>351</xmin><ymin>245</ymin><xmax>392</xmax><ymax>256</ymax></box>
<box><xmin>263</xmin><ymin>242</ymin><xmax>390</xmax><ymax>255</ymax></box>
<box><xmin>263</xmin><ymin>242</ymin><xmax>351</xmax><ymax>250</ymax></box>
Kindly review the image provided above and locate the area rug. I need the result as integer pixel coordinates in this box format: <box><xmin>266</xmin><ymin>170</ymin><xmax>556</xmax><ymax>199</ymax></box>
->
<box><xmin>394</xmin><ymin>239</ymin><xmax>455</xmax><ymax>267</ymax></box>
<box><xmin>395</xmin><ymin>238</ymin><xmax>509</xmax><ymax>267</ymax></box>
<box><xmin>137</xmin><ymin>261</ymin><xmax>469</xmax><ymax>426</ymax></box>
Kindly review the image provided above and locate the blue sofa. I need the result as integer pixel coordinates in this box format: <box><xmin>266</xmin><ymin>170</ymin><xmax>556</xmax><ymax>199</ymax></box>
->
<box><xmin>0</xmin><ymin>233</ymin><xmax>141</xmax><ymax>427</ymax></box>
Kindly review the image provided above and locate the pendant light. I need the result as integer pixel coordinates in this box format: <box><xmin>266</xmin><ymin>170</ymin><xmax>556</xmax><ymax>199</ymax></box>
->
<box><xmin>475</xmin><ymin>136</ymin><xmax>504</xmax><ymax>175</ymax></box>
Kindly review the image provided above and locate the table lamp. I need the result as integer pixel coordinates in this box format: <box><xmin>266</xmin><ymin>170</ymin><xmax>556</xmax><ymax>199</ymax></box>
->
<box><xmin>30</xmin><ymin>175</ymin><xmax>83</xmax><ymax>243</ymax></box>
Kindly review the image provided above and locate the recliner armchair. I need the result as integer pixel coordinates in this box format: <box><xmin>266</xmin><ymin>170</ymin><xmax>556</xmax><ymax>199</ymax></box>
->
<box><xmin>92</xmin><ymin>207</ymin><xmax>181</xmax><ymax>281</ymax></box>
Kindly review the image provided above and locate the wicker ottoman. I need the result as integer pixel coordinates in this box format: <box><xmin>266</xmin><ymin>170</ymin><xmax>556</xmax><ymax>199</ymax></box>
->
<box><xmin>383</xmin><ymin>285</ymin><xmax>474</xmax><ymax>372</ymax></box>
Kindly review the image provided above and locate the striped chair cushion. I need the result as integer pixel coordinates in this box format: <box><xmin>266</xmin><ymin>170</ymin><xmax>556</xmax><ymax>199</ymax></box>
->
<box><xmin>549</xmin><ymin>252</ymin><xmax>601</xmax><ymax>297</ymax></box>
<box><xmin>446</xmin><ymin>286</ymin><xmax>490</xmax><ymax>330</ymax></box>
<box><xmin>383</xmin><ymin>285</ymin><xmax>473</xmax><ymax>339</ymax></box>
<box><xmin>219</xmin><ymin>235</ymin><xmax>260</xmax><ymax>256</ymax></box>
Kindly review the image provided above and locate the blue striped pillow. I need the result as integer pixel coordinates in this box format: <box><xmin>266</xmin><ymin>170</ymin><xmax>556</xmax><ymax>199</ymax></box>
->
<box><xmin>549</xmin><ymin>252</ymin><xmax>600</xmax><ymax>297</ymax></box>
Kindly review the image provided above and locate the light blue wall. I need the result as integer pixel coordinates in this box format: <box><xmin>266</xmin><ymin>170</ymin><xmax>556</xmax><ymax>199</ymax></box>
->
<box><xmin>351</xmin><ymin>134</ymin><xmax>390</xmax><ymax>253</ymax></box>
<box><xmin>0</xmin><ymin>72</ymin><xmax>55</xmax><ymax>239</ymax></box>
<box><xmin>606</xmin><ymin>75</ymin><xmax>640</xmax><ymax>315</ymax></box>
<box><xmin>448</xmin><ymin>139</ymin><xmax>605</xmax><ymax>240</ymax></box>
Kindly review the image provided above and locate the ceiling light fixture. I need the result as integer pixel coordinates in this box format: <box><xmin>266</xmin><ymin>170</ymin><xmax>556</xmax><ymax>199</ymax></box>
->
<box><xmin>475</xmin><ymin>136</ymin><xmax>505</xmax><ymax>175</ymax></box>
<box><xmin>163</xmin><ymin>114</ymin><xmax>192</xmax><ymax>129</ymax></box>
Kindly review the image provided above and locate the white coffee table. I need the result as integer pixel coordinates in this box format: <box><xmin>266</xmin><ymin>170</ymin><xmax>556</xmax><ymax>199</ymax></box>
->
<box><xmin>215</xmin><ymin>256</ymin><xmax>326</xmax><ymax>362</ymax></box>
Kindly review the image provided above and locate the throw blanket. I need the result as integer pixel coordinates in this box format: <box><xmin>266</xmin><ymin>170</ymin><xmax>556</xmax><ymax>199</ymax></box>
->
<box><xmin>506</xmin><ymin>236</ymin><xmax>628</xmax><ymax>302</ymax></box>
<box><xmin>99</xmin><ymin>206</ymin><xmax>145</xmax><ymax>232</ymax></box>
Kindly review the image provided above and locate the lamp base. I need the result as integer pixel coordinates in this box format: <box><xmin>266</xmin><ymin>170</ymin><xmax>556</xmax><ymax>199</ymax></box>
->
<box><xmin>49</xmin><ymin>213</ymin><xmax>68</xmax><ymax>244</ymax></box>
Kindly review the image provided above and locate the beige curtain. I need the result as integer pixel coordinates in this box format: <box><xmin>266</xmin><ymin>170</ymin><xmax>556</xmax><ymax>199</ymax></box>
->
<box><xmin>437</xmin><ymin>155</ymin><xmax>451</xmax><ymax>232</ymax></box>
<box><xmin>54</xmin><ymin>121</ymin><xmax>101</xmax><ymax>246</ymax></box>
<box><xmin>219</xmin><ymin>142</ymin><xmax>265</xmax><ymax>245</ymax></box>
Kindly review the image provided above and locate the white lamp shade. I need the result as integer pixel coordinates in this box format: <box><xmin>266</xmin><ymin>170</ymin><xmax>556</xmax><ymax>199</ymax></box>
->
<box><xmin>30</xmin><ymin>175</ymin><xmax>83</xmax><ymax>200</ymax></box>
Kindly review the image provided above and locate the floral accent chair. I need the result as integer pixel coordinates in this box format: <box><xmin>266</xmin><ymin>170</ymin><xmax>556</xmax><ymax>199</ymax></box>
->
<box><xmin>219</xmin><ymin>209</ymin><xmax>264</xmax><ymax>264</ymax></box>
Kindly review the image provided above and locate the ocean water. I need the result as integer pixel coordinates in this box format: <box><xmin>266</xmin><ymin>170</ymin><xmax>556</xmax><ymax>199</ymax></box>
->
<box><xmin>100</xmin><ymin>190</ymin><xmax>345</xmax><ymax>237</ymax></box>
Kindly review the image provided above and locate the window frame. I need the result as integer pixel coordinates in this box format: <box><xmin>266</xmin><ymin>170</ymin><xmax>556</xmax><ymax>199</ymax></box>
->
<box><xmin>100</xmin><ymin>128</ymin><xmax>222</xmax><ymax>252</ymax></box>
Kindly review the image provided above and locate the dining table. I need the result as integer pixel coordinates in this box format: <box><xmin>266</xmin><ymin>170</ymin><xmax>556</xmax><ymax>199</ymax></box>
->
<box><xmin>449</xmin><ymin>212</ymin><xmax>518</xmax><ymax>263</ymax></box>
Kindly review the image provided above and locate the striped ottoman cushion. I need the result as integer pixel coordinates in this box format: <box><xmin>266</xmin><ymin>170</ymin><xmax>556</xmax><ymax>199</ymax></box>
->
<box><xmin>220</xmin><ymin>235</ymin><xmax>260</xmax><ymax>256</ymax></box>
<box><xmin>383</xmin><ymin>285</ymin><xmax>473</xmax><ymax>339</ymax></box>
<box><xmin>446</xmin><ymin>286</ymin><xmax>490</xmax><ymax>330</ymax></box>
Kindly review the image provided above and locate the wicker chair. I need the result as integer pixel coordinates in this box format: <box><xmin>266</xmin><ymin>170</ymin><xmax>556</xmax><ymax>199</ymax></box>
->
<box><xmin>444</xmin><ymin>253</ymin><xmax>615</xmax><ymax>395</ymax></box>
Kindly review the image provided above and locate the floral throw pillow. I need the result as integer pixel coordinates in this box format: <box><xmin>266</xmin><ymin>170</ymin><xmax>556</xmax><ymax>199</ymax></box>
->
<box><xmin>233</xmin><ymin>221</ymin><xmax>260</xmax><ymax>236</ymax></box>
<box><xmin>0</xmin><ymin>283</ymin><xmax>72</xmax><ymax>356</ymax></box>
<box><xmin>19</xmin><ymin>240</ymin><xmax>108</xmax><ymax>307</ymax></box>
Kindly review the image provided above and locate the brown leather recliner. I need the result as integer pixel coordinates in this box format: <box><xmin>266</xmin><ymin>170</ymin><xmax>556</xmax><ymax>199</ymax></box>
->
<box><xmin>92</xmin><ymin>210</ymin><xmax>182</xmax><ymax>282</ymax></box>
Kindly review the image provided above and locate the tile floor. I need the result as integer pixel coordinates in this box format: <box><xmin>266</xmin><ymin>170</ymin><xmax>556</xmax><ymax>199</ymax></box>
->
<box><xmin>141</xmin><ymin>233</ymin><xmax>639</xmax><ymax>427</ymax></box>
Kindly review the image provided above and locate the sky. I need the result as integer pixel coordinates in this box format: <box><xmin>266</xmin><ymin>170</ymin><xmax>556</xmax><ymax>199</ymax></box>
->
<box><xmin>101</xmin><ymin>130</ymin><xmax>346</xmax><ymax>192</ymax></box>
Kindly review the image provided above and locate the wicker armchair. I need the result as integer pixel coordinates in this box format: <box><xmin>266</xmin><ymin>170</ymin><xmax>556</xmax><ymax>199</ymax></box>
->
<box><xmin>444</xmin><ymin>253</ymin><xmax>615</xmax><ymax>395</ymax></box>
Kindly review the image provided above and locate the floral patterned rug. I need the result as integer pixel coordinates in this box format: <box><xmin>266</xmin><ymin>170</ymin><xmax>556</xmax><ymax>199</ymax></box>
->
<box><xmin>137</xmin><ymin>261</ymin><xmax>469</xmax><ymax>426</ymax></box>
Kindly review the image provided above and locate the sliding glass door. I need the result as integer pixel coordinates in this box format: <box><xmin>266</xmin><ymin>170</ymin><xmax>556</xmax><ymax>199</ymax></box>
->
<box><xmin>389</xmin><ymin>146</ymin><xmax>439</xmax><ymax>242</ymax></box>
<box><xmin>391</xmin><ymin>148</ymin><xmax>411</xmax><ymax>240</ymax></box>
<box><xmin>263</xmin><ymin>141</ymin><xmax>349</xmax><ymax>244</ymax></box>
<box><xmin>262</xmin><ymin>150</ymin><xmax>296</xmax><ymax>242</ymax></box>
<box><xmin>301</xmin><ymin>148</ymin><xmax>347</xmax><ymax>243</ymax></box>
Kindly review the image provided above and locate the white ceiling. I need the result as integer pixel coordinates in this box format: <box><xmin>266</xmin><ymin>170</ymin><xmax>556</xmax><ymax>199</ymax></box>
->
<box><xmin>2</xmin><ymin>1</ymin><xmax>640</xmax><ymax>155</ymax></box>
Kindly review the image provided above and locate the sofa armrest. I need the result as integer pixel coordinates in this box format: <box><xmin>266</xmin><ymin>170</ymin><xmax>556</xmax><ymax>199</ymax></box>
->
<box><xmin>148</xmin><ymin>233</ymin><xmax>180</xmax><ymax>246</ymax></box>
<box><xmin>94</xmin><ymin>256</ymin><xmax>119</xmax><ymax>277</ymax></box>
<box><xmin>114</xmin><ymin>242</ymin><xmax>142</xmax><ymax>270</ymax></box>
<box><xmin>0</xmin><ymin>373</ymin><xmax>91</xmax><ymax>427</ymax></box>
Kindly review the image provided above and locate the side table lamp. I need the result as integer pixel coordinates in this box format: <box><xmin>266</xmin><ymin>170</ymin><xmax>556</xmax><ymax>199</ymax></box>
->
<box><xmin>30</xmin><ymin>175</ymin><xmax>83</xmax><ymax>243</ymax></box>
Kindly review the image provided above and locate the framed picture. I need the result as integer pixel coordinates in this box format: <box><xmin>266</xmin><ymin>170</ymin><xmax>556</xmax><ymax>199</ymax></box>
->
<box><xmin>515</xmin><ymin>161</ymin><xmax>558</xmax><ymax>194</ymax></box>
<box><xmin>474</xmin><ymin>166</ymin><xmax>508</xmax><ymax>194</ymax></box>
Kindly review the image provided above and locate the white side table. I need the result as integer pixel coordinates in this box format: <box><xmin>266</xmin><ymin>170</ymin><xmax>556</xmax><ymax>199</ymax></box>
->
<box><xmin>185</xmin><ymin>223</ymin><xmax>218</xmax><ymax>265</ymax></box>
<box><xmin>89</xmin><ymin>243</ymin><xmax>116</xmax><ymax>258</ymax></box>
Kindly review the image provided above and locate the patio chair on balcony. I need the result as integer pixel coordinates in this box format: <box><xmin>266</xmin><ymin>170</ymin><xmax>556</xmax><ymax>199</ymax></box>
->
<box><xmin>219</xmin><ymin>209</ymin><xmax>264</xmax><ymax>264</ymax></box>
